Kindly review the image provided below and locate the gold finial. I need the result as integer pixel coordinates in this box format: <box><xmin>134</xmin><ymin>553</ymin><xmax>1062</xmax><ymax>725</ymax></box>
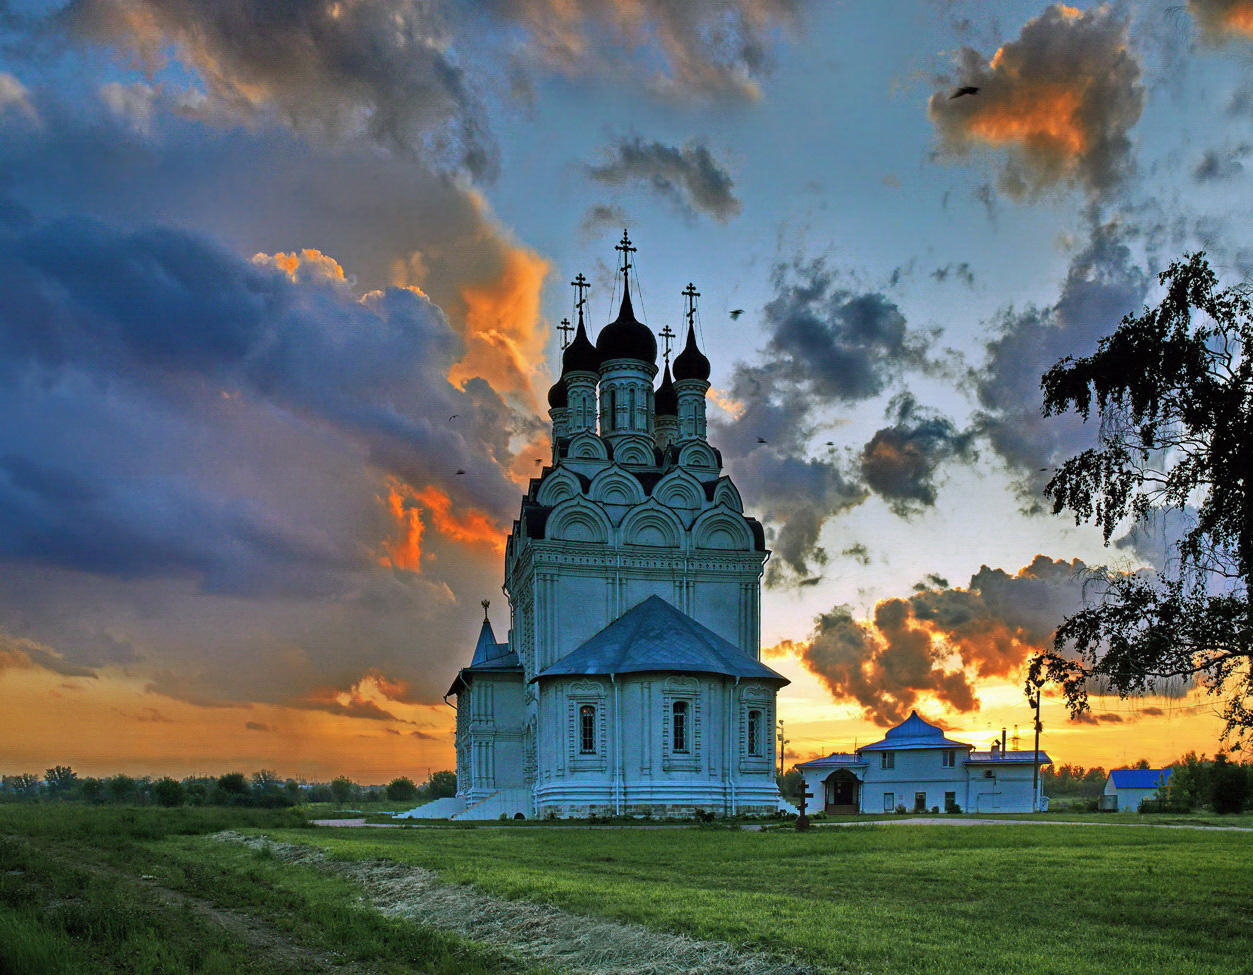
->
<box><xmin>480</xmin><ymin>598</ymin><xmax>490</xmax><ymax>621</ymax></box>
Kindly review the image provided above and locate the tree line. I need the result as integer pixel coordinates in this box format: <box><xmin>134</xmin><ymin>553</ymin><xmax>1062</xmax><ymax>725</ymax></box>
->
<box><xmin>0</xmin><ymin>766</ymin><xmax>457</xmax><ymax>808</ymax></box>
<box><xmin>1042</xmin><ymin>753</ymin><xmax>1252</xmax><ymax>811</ymax></box>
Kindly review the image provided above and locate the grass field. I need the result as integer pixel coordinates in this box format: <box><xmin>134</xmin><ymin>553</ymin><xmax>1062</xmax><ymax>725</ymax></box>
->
<box><xmin>2</xmin><ymin>804</ymin><xmax>1250</xmax><ymax>974</ymax></box>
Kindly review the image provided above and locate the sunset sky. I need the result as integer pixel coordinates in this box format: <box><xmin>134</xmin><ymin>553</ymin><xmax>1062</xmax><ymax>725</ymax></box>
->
<box><xmin>2</xmin><ymin>0</ymin><xmax>1251</xmax><ymax>783</ymax></box>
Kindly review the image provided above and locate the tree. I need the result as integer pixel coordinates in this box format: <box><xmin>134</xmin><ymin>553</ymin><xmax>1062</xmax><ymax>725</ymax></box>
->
<box><xmin>45</xmin><ymin>766</ymin><xmax>78</xmax><ymax>797</ymax></box>
<box><xmin>329</xmin><ymin>776</ymin><xmax>356</xmax><ymax>805</ymax></box>
<box><xmin>1029</xmin><ymin>253</ymin><xmax>1253</xmax><ymax>741</ymax></box>
<box><xmin>1210</xmin><ymin>753</ymin><xmax>1250</xmax><ymax>813</ymax></box>
<box><xmin>153</xmin><ymin>777</ymin><xmax>185</xmax><ymax>808</ymax></box>
<box><xmin>386</xmin><ymin>777</ymin><xmax>418</xmax><ymax>801</ymax></box>
<box><xmin>107</xmin><ymin>774</ymin><xmax>137</xmax><ymax>803</ymax></box>
<box><xmin>422</xmin><ymin>771</ymin><xmax>457</xmax><ymax>800</ymax></box>
<box><xmin>2</xmin><ymin>773</ymin><xmax>40</xmax><ymax>799</ymax></box>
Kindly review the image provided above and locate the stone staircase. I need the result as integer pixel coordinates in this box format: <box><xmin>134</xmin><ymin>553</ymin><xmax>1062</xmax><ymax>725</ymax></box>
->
<box><xmin>450</xmin><ymin>788</ymin><xmax>532</xmax><ymax>821</ymax></box>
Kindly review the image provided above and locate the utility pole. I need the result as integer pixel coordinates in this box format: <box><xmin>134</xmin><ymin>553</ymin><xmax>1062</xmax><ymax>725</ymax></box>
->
<box><xmin>776</xmin><ymin>719</ymin><xmax>789</xmax><ymax>779</ymax></box>
<box><xmin>1029</xmin><ymin>690</ymin><xmax>1043</xmax><ymax>812</ymax></box>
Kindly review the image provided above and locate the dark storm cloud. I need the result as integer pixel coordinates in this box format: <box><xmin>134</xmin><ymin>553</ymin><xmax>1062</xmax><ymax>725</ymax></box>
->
<box><xmin>586</xmin><ymin>135</ymin><xmax>741</xmax><ymax>222</ymax></box>
<box><xmin>973</xmin><ymin>214</ymin><xmax>1149</xmax><ymax>501</ymax></box>
<box><xmin>0</xmin><ymin>209</ymin><xmax>522</xmax><ymax>592</ymax></box>
<box><xmin>859</xmin><ymin>394</ymin><xmax>977</xmax><ymax>516</ymax></box>
<box><xmin>928</xmin><ymin>4</ymin><xmax>1145</xmax><ymax>199</ymax></box>
<box><xmin>712</xmin><ymin>260</ymin><xmax>935</xmax><ymax>585</ymax></box>
<box><xmin>58</xmin><ymin>0</ymin><xmax>498</xmax><ymax>176</ymax></box>
<box><xmin>798</xmin><ymin>555</ymin><xmax>1095</xmax><ymax>726</ymax></box>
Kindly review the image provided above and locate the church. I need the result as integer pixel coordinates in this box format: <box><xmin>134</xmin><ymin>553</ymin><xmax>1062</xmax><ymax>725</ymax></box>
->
<box><xmin>433</xmin><ymin>233</ymin><xmax>789</xmax><ymax>821</ymax></box>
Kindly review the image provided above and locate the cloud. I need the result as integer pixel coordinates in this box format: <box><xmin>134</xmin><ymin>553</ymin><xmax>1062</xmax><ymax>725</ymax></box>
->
<box><xmin>0</xmin><ymin>71</ymin><xmax>36</xmax><ymax>120</ymax></box>
<box><xmin>59</xmin><ymin>0</ymin><xmax>498</xmax><ymax>175</ymax></box>
<box><xmin>973</xmin><ymin>214</ymin><xmax>1149</xmax><ymax>501</ymax></box>
<box><xmin>929</xmin><ymin>262</ymin><xmax>975</xmax><ymax>287</ymax></box>
<box><xmin>859</xmin><ymin>394</ymin><xmax>977</xmax><ymax>516</ymax></box>
<box><xmin>928</xmin><ymin>4</ymin><xmax>1145</xmax><ymax>198</ymax></box>
<box><xmin>712</xmin><ymin>260</ymin><xmax>934</xmax><ymax>584</ymax></box>
<box><xmin>586</xmin><ymin>135</ymin><xmax>741</xmax><ymax>221</ymax></box>
<box><xmin>245</xmin><ymin>721</ymin><xmax>273</xmax><ymax>732</ymax></box>
<box><xmin>1188</xmin><ymin>0</ymin><xmax>1253</xmax><ymax>40</ymax></box>
<box><xmin>0</xmin><ymin>629</ymin><xmax>98</xmax><ymax>679</ymax></box>
<box><xmin>1193</xmin><ymin>143</ymin><xmax>1249</xmax><ymax>182</ymax></box>
<box><xmin>796</xmin><ymin>555</ymin><xmax>1096</xmax><ymax>726</ymax></box>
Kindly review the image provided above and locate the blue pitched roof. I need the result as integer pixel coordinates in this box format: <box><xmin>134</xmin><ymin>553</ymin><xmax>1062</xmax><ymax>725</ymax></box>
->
<box><xmin>1110</xmin><ymin>768</ymin><xmax>1171</xmax><ymax>790</ymax></box>
<box><xmin>535</xmin><ymin>595</ymin><xmax>788</xmax><ymax>684</ymax></box>
<box><xmin>859</xmin><ymin>711</ymin><xmax>971</xmax><ymax>751</ymax></box>
<box><xmin>447</xmin><ymin>617</ymin><xmax>521</xmax><ymax>696</ymax></box>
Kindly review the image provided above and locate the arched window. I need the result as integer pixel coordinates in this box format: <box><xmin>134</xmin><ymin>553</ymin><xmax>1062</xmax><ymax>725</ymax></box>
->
<box><xmin>672</xmin><ymin>701</ymin><xmax>689</xmax><ymax>753</ymax></box>
<box><xmin>605</xmin><ymin>389</ymin><xmax>616</xmax><ymax>431</ymax></box>
<box><xmin>579</xmin><ymin>705</ymin><xmax>596</xmax><ymax>754</ymax></box>
<box><xmin>747</xmin><ymin>710</ymin><xmax>762</xmax><ymax>756</ymax></box>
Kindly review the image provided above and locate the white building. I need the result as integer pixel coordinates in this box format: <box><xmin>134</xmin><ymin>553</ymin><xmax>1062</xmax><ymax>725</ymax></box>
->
<box><xmin>1100</xmin><ymin>768</ymin><xmax>1171</xmax><ymax>811</ymax></box>
<box><xmin>429</xmin><ymin>236</ymin><xmax>789</xmax><ymax>821</ymax></box>
<box><xmin>797</xmin><ymin>712</ymin><xmax>1050</xmax><ymax>814</ymax></box>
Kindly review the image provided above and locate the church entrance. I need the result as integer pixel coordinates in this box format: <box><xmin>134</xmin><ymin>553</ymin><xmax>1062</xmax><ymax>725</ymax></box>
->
<box><xmin>823</xmin><ymin>769</ymin><xmax>860</xmax><ymax>814</ymax></box>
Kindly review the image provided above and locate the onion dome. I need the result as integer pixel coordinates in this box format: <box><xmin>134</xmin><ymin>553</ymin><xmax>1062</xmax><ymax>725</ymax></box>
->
<box><xmin>672</xmin><ymin>323</ymin><xmax>710</xmax><ymax>381</ymax></box>
<box><xmin>654</xmin><ymin>361</ymin><xmax>678</xmax><ymax>416</ymax></box>
<box><xmin>547</xmin><ymin>375</ymin><xmax>568</xmax><ymax>409</ymax></box>
<box><xmin>561</xmin><ymin>311</ymin><xmax>601</xmax><ymax>374</ymax></box>
<box><xmin>596</xmin><ymin>291</ymin><xmax>657</xmax><ymax>364</ymax></box>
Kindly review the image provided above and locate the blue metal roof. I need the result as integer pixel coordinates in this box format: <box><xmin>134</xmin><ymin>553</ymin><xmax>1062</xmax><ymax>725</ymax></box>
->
<box><xmin>966</xmin><ymin>750</ymin><xmax>1051</xmax><ymax>765</ymax></box>
<box><xmin>535</xmin><ymin>595</ymin><xmax>788</xmax><ymax>684</ymax></box>
<box><xmin>1110</xmin><ymin>768</ymin><xmax>1171</xmax><ymax>790</ymax></box>
<box><xmin>796</xmin><ymin>754</ymin><xmax>866</xmax><ymax>769</ymax></box>
<box><xmin>447</xmin><ymin>618</ymin><xmax>521</xmax><ymax>696</ymax></box>
<box><xmin>859</xmin><ymin>711</ymin><xmax>971</xmax><ymax>751</ymax></box>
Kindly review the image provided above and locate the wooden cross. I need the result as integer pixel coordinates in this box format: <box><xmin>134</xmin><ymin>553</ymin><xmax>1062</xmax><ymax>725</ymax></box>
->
<box><xmin>659</xmin><ymin>323</ymin><xmax>676</xmax><ymax>361</ymax></box>
<box><xmin>682</xmin><ymin>282</ymin><xmax>700</xmax><ymax>327</ymax></box>
<box><xmin>615</xmin><ymin>229</ymin><xmax>636</xmax><ymax>285</ymax></box>
<box><xmin>796</xmin><ymin>784</ymin><xmax>813</xmax><ymax>831</ymax></box>
<box><xmin>557</xmin><ymin>318</ymin><xmax>574</xmax><ymax>350</ymax></box>
<box><xmin>570</xmin><ymin>273</ymin><xmax>590</xmax><ymax>317</ymax></box>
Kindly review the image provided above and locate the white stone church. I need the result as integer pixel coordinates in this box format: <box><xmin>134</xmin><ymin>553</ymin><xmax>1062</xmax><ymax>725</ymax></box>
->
<box><xmin>428</xmin><ymin>236</ymin><xmax>789</xmax><ymax>820</ymax></box>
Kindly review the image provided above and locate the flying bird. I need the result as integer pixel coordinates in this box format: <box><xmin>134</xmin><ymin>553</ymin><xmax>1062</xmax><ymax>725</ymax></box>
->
<box><xmin>756</xmin><ymin>437</ymin><xmax>768</xmax><ymax>444</ymax></box>
<box><xmin>730</xmin><ymin>309</ymin><xmax>744</xmax><ymax>320</ymax></box>
<box><xmin>455</xmin><ymin>469</ymin><xmax>466</xmax><ymax>475</ymax></box>
<box><xmin>949</xmin><ymin>86</ymin><xmax>979</xmax><ymax>99</ymax></box>
<box><xmin>535</xmin><ymin>459</ymin><xmax>543</xmax><ymax>465</ymax></box>
<box><xmin>825</xmin><ymin>441</ymin><xmax>835</xmax><ymax>446</ymax></box>
<box><xmin>449</xmin><ymin>414</ymin><xmax>459</xmax><ymax>420</ymax></box>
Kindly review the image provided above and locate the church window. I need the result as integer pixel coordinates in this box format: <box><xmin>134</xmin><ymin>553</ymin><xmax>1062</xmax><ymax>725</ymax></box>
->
<box><xmin>880</xmin><ymin>752</ymin><xmax>895</xmax><ymax>770</ymax></box>
<box><xmin>747</xmin><ymin>710</ymin><xmax>762</xmax><ymax>756</ymax></box>
<box><xmin>579</xmin><ymin>705</ymin><xmax>596</xmax><ymax>754</ymax></box>
<box><xmin>628</xmin><ymin>387</ymin><xmax>636</xmax><ymax>429</ymax></box>
<box><xmin>942</xmin><ymin>749</ymin><xmax>956</xmax><ymax>768</ymax></box>
<box><xmin>672</xmin><ymin>701</ymin><xmax>689</xmax><ymax>753</ymax></box>
<box><xmin>605</xmin><ymin>389</ymin><xmax>616</xmax><ymax>430</ymax></box>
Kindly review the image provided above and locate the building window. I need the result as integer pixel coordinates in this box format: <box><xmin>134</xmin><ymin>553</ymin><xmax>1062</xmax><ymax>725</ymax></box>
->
<box><xmin>883</xmin><ymin>792</ymin><xmax>894</xmax><ymax>812</ymax></box>
<box><xmin>747</xmin><ymin>710</ymin><xmax>762</xmax><ymax>756</ymax></box>
<box><xmin>579</xmin><ymin>705</ymin><xmax>596</xmax><ymax>754</ymax></box>
<box><xmin>605</xmin><ymin>389</ymin><xmax>616</xmax><ymax>430</ymax></box>
<box><xmin>880</xmin><ymin>751</ymin><xmax>895</xmax><ymax>770</ymax></box>
<box><xmin>672</xmin><ymin>701</ymin><xmax>689</xmax><ymax>753</ymax></box>
<box><xmin>944</xmin><ymin>791</ymin><xmax>956</xmax><ymax>812</ymax></box>
<box><xmin>942</xmin><ymin>749</ymin><xmax>956</xmax><ymax>768</ymax></box>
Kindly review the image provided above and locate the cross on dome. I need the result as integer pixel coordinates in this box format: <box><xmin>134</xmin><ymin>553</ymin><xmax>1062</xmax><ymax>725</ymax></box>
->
<box><xmin>614</xmin><ymin>229</ymin><xmax>637</xmax><ymax>289</ymax></box>
<box><xmin>557</xmin><ymin>318</ymin><xmax>574</xmax><ymax>350</ymax></box>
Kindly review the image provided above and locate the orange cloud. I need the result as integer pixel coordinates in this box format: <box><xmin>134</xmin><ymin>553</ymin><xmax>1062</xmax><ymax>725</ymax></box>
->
<box><xmin>378</xmin><ymin>478</ymin><xmax>425</xmax><ymax>571</ymax></box>
<box><xmin>449</xmin><ymin>239</ymin><xmax>550</xmax><ymax>408</ymax></box>
<box><xmin>928</xmin><ymin>4</ymin><xmax>1144</xmax><ymax>197</ymax></box>
<box><xmin>1189</xmin><ymin>0</ymin><xmax>1253</xmax><ymax>38</ymax></box>
<box><xmin>411</xmin><ymin>484</ymin><xmax>505</xmax><ymax>555</ymax></box>
<box><xmin>378</xmin><ymin>477</ymin><xmax>505</xmax><ymax>571</ymax></box>
<box><xmin>253</xmin><ymin>248</ymin><xmax>348</xmax><ymax>285</ymax></box>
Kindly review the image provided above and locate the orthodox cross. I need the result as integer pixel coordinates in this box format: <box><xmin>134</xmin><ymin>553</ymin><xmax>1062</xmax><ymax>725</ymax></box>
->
<box><xmin>659</xmin><ymin>323</ymin><xmax>676</xmax><ymax>361</ymax></box>
<box><xmin>796</xmin><ymin>783</ymin><xmax>813</xmax><ymax>831</ymax></box>
<box><xmin>570</xmin><ymin>272</ymin><xmax>590</xmax><ymax>319</ymax></box>
<box><xmin>682</xmin><ymin>282</ymin><xmax>700</xmax><ymax>327</ymax></box>
<box><xmin>481</xmin><ymin>598</ymin><xmax>490</xmax><ymax>621</ymax></box>
<box><xmin>614</xmin><ymin>229</ymin><xmax>636</xmax><ymax>288</ymax></box>
<box><xmin>557</xmin><ymin>317</ymin><xmax>573</xmax><ymax>350</ymax></box>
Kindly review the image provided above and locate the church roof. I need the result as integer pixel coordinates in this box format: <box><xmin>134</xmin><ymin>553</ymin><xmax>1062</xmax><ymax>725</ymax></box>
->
<box><xmin>596</xmin><ymin>290</ymin><xmax>657</xmax><ymax>364</ymax></box>
<box><xmin>534</xmin><ymin>595</ymin><xmax>787</xmax><ymax>684</ymax></box>
<box><xmin>447</xmin><ymin>618</ymin><xmax>521</xmax><ymax>696</ymax></box>
<box><xmin>858</xmin><ymin>711</ymin><xmax>970</xmax><ymax>751</ymax></box>
<box><xmin>673</xmin><ymin>322</ymin><xmax>710</xmax><ymax>381</ymax></box>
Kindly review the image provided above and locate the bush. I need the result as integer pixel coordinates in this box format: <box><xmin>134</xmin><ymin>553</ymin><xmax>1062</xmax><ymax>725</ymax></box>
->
<box><xmin>947</xmin><ymin>802</ymin><xmax>963</xmax><ymax>814</ymax></box>
<box><xmin>895</xmin><ymin>804</ymin><xmax>907</xmax><ymax>815</ymax></box>
<box><xmin>386</xmin><ymin>777</ymin><xmax>418</xmax><ymax>802</ymax></box>
<box><xmin>1211</xmin><ymin>755</ymin><xmax>1250</xmax><ymax>813</ymax></box>
<box><xmin>152</xmin><ymin>778</ymin><xmax>184</xmax><ymax>808</ymax></box>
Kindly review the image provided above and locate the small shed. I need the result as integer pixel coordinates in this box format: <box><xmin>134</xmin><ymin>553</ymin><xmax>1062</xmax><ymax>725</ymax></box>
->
<box><xmin>1101</xmin><ymin>768</ymin><xmax>1171</xmax><ymax>811</ymax></box>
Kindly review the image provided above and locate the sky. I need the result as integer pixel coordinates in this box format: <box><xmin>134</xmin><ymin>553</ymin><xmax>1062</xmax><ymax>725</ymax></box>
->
<box><xmin>1</xmin><ymin>0</ymin><xmax>1251</xmax><ymax>783</ymax></box>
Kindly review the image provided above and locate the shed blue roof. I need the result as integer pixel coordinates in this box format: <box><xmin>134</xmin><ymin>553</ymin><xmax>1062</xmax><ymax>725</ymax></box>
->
<box><xmin>1110</xmin><ymin>768</ymin><xmax>1171</xmax><ymax>790</ymax></box>
<box><xmin>535</xmin><ymin>595</ymin><xmax>788</xmax><ymax>684</ymax></box>
<box><xmin>858</xmin><ymin>711</ymin><xmax>971</xmax><ymax>751</ymax></box>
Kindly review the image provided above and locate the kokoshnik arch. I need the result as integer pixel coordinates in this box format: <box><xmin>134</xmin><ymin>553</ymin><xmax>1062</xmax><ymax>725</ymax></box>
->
<box><xmin>436</xmin><ymin>232</ymin><xmax>789</xmax><ymax>821</ymax></box>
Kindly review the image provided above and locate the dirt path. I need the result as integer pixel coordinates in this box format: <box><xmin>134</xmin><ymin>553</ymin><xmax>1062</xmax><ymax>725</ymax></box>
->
<box><xmin>216</xmin><ymin>831</ymin><xmax>821</xmax><ymax>975</ymax></box>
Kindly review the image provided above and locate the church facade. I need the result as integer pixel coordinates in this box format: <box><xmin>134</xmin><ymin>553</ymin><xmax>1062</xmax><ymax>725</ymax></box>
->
<box><xmin>440</xmin><ymin>238</ymin><xmax>788</xmax><ymax>820</ymax></box>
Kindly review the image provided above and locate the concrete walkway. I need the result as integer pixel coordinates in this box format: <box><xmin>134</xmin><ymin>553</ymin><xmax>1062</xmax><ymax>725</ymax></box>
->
<box><xmin>312</xmin><ymin>816</ymin><xmax>1253</xmax><ymax>833</ymax></box>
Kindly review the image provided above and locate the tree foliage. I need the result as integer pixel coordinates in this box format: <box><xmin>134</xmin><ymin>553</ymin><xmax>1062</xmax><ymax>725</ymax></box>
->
<box><xmin>1028</xmin><ymin>253</ymin><xmax>1253</xmax><ymax>740</ymax></box>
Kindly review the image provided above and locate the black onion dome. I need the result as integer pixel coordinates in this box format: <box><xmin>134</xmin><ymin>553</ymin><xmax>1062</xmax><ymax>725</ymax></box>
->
<box><xmin>547</xmin><ymin>376</ymin><xmax>568</xmax><ymax>409</ymax></box>
<box><xmin>561</xmin><ymin>312</ymin><xmax>601</xmax><ymax>374</ymax></box>
<box><xmin>672</xmin><ymin>323</ymin><xmax>710</xmax><ymax>381</ymax></box>
<box><xmin>596</xmin><ymin>290</ymin><xmax>657</xmax><ymax>364</ymax></box>
<box><xmin>654</xmin><ymin>361</ymin><xmax>678</xmax><ymax>416</ymax></box>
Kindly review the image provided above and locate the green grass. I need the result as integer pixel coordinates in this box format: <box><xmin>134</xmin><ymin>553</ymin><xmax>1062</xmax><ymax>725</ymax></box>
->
<box><xmin>265</xmin><ymin>822</ymin><xmax>1253</xmax><ymax>975</ymax></box>
<box><xmin>0</xmin><ymin>804</ymin><xmax>537</xmax><ymax>975</ymax></box>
